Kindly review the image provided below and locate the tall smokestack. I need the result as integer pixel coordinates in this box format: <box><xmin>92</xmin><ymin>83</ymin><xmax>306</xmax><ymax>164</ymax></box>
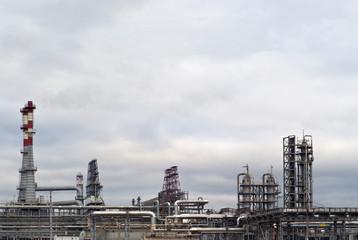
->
<box><xmin>18</xmin><ymin>101</ymin><xmax>37</xmax><ymax>203</ymax></box>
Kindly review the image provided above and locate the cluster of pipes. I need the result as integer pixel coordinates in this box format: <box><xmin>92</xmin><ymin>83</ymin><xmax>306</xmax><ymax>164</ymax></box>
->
<box><xmin>88</xmin><ymin>199</ymin><xmax>247</xmax><ymax>238</ymax></box>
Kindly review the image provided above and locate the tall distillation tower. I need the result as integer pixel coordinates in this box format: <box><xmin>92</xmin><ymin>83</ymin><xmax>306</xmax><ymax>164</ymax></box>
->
<box><xmin>283</xmin><ymin>134</ymin><xmax>313</xmax><ymax>209</ymax></box>
<box><xmin>18</xmin><ymin>101</ymin><xmax>37</xmax><ymax>203</ymax></box>
<box><xmin>85</xmin><ymin>159</ymin><xmax>104</xmax><ymax>205</ymax></box>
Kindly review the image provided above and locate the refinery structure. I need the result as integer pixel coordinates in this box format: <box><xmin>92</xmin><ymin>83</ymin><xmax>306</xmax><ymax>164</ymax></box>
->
<box><xmin>1</xmin><ymin>101</ymin><xmax>358</xmax><ymax>240</ymax></box>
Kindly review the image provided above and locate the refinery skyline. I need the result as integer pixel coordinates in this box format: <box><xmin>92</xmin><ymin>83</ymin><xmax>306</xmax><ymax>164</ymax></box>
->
<box><xmin>1</xmin><ymin>1</ymin><xmax>358</xmax><ymax>210</ymax></box>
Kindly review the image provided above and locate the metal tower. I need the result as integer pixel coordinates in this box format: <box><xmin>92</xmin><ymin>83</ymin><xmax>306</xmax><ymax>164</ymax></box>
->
<box><xmin>18</xmin><ymin>101</ymin><xmax>37</xmax><ymax>204</ymax></box>
<box><xmin>76</xmin><ymin>172</ymin><xmax>84</xmax><ymax>202</ymax></box>
<box><xmin>158</xmin><ymin>166</ymin><xmax>187</xmax><ymax>204</ymax></box>
<box><xmin>237</xmin><ymin>165</ymin><xmax>280</xmax><ymax>211</ymax></box>
<box><xmin>283</xmin><ymin>134</ymin><xmax>313</xmax><ymax>209</ymax></box>
<box><xmin>85</xmin><ymin>159</ymin><xmax>104</xmax><ymax>205</ymax></box>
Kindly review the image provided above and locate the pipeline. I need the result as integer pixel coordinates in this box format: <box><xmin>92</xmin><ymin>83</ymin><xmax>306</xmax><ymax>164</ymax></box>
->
<box><xmin>0</xmin><ymin>205</ymin><xmax>152</xmax><ymax>210</ymax></box>
<box><xmin>237</xmin><ymin>213</ymin><xmax>248</xmax><ymax>226</ymax></box>
<box><xmin>153</xmin><ymin>200</ymin><xmax>171</xmax><ymax>221</ymax></box>
<box><xmin>90</xmin><ymin>211</ymin><xmax>156</xmax><ymax>226</ymax></box>
<box><xmin>167</xmin><ymin>213</ymin><xmax>228</xmax><ymax>220</ymax></box>
<box><xmin>36</xmin><ymin>186</ymin><xmax>82</xmax><ymax>196</ymax></box>
<box><xmin>189</xmin><ymin>227</ymin><xmax>246</xmax><ymax>233</ymax></box>
<box><xmin>164</xmin><ymin>202</ymin><xmax>171</xmax><ymax>216</ymax></box>
<box><xmin>52</xmin><ymin>200</ymin><xmax>82</xmax><ymax>206</ymax></box>
<box><xmin>174</xmin><ymin>199</ymin><xmax>209</xmax><ymax>215</ymax></box>
<box><xmin>36</xmin><ymin>186</ymin><xmax>83</xmax><ymax>205</ymax></box>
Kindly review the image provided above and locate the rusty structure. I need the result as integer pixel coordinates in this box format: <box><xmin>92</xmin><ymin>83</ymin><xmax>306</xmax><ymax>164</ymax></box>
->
<box><xmin>158</xmin><ymin>166</ymin><xmax>188</xmax><ymax>204</ymax></box>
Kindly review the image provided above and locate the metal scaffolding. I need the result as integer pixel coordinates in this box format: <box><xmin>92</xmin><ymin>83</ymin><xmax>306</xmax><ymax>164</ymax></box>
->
<box><xmin>158</xmin><ymin>166</ymin><xmax>187</xmax><ymax>204</ymax></box>
<box><xmin>283</xmin><ymin>134</ymin><xmax>313</xmax><ymax>209</ymax></box>
<box><xmin>237</xmin><ymin>165</ymin><xmax>281</xmax><ymax>212</ymax></box>
<box><xmin>85</xmin><ymin>159</ymin><xmax>104</xmax><ymax>205</ymax></box>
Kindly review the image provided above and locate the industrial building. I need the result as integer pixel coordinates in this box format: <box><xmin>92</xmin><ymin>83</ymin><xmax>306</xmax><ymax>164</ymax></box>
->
<box><xmin>1</xmin><ymin>101</ymin><xmax>358</xmax><ymax>240</ymax></box>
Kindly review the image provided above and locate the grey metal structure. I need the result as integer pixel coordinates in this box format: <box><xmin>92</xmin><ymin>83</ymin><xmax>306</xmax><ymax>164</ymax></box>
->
<box><xmin>76</xmin><ymin>172</ymin><xmax>84</xmax><ymax>202</ymax></box>
<box><xmin>239</xmin><ymin>207</ymin><xmax>358</xmax><ymax>240</ymax></box>
<box><xmin>283</xmin><ymin>134</ymin><xmax>313</xmax><ymax>209</ymax></box>
<box><xmin>85</xmin><ymin>159</ymin><xmax>104</xmax><ymax>205</ymax></box>
<box><xmin>237</xmin><ymin>165</ymin><xmax>280</xmax><ymax>211</ymax></box>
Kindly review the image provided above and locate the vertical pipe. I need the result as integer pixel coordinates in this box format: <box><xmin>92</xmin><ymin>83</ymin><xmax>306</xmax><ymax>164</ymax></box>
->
<box><xmin>334</xmin><ymin>221</ymin><xmax>337</xmax><ymax>240</ymax></box>
<box><xmin>50</xmin><ymin>190</ymin><xmax>53</xmax><ymax>240</ymax></box>
<box><xmin>343</xmin><ymin>220</ymin><xmax>346</xmax><ymax>240</ymax></box>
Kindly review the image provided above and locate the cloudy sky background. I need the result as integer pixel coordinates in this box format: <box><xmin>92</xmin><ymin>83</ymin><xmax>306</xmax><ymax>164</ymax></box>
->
<box><xmin>1</xmin><ymin>0</ymin><xmax>358</xmax><ymax>209</ymax></box>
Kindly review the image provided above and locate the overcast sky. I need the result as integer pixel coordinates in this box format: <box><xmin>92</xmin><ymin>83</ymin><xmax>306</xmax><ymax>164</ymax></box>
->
<box><xmin>1</xmin><ymin>0</ymin><xmax>358</xmax><ymax>210</ymax></box>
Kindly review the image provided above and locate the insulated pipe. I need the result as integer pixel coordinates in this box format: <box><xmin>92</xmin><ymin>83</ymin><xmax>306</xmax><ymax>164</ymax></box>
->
<box><xmin>167</xmin><ymin>214</ymin><xmax>227</xmax><ymax>220</ymax></box>
<box><xmin>153</xmin><ymin>200</ymin><xmax>164</xmax><ymax>221</ymax></box>
<box><xmin>36</xmin><ymin>186</ymin><xmax>82</xmax><ymax>196</ymax></box>
<box><xmin>237</xmin><ymin>213</ymin><xmax>248</xmax><ymax>226</ymax></box>
<box><xmin>164</xmin><ymin>202</ymin><xmax>171</xmax><ymax>216</ymax></box>
<box><xmin>189</xmin><ymin>227</ymin><xmax>246</xmax><ymax>233</ymax></box>
<box><xmin>167</xmin><ymin>214</ymin><xmax>209</xmax><ymax>219</ymax></box>
<box><xmin>0</xmin><ymin>205</ymin><xmax>151</xmax><ymax>210</ymax></box>
<box><xmin>174</xmin><ymin>200</ymin><xmax>209</xmax><ymax>215</ymax></box>
<box><xmin>36</xmin><ymin>186</ymin><xmax>83</xmax><ymax>205</ymax></box>
<box><xmin>167</xmin><ymin>213</ymin><xmax>230</xmax><ymax>225</ymax></box>
<box><xmin>52</xmin><ymin>200</ymin><xmax>82</xmax><ymax>206</ymax></box>
<box><xmin>153</xmin><ymin>201</ymin><xmax>172</xmax><ymax>220</ymax></box>
<box><xmin>262</xmin><ymin>173</ymin><xmax>272</xmax><ymax>184</ymax></box>
<box><xmin>90</xmin><ymin>211</ymin><xmax>156</xmax><ymax>225</ymax></box>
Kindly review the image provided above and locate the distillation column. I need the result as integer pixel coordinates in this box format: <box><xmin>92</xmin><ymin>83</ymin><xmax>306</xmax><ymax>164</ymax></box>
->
<box><xmin>283</xmin><ymin>134</ymin><xmax>313</xmax><ymax>209</ymax></box>
<box><xmin>263</xmin><ymin>170</ymin><xmax>280</xmax><ymax>210</ymax></box>
<box><xmin>237</xmin><ymin>167</ymin><xmax>252</xmax><ymax>210</ymax></box>
<box><xmin>296</xmin><ymin>135</ymin><xmax>313</xmax><ymax>208</ymax></box>
<box><xmin>238</xmin><ymin>165</ymin><xmax>280</xmax><ymax>211</ymax></box>
<box><xmin>18</xmin><ymin>101</ymin><xmax>37</xmax><ymax>203</ymax></box>
<box><xmin>283</xmin><ymin>135</ymin><xmax>296</xmax><ymax>208</ymax></box>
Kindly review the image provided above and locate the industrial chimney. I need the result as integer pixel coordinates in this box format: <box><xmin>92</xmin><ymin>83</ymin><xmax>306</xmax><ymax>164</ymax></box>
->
<box><xmin>18</xmin><ymin>101</ymin><xmax>37</xmax><ymax>204</ymax></box>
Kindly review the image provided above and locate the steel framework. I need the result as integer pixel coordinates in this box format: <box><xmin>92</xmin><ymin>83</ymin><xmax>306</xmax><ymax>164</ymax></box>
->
<box><xmin>85</xmin><ymin>159</ymin><xmax>104</xmax><ymax>205</ymax></box>
<box><xmin>158</xmin><ymin>166</ymin><xmax>187</xmax><ymax>204</ymax></box>
<box><xmin>283</xmin><ymin>134</ymin><xmax>313</xmax><ymax>209</ymax></box>
<box><xmin>237</xmin><ymin>165</ymin><xmax>280</xmax><ymax>211</ymax></box>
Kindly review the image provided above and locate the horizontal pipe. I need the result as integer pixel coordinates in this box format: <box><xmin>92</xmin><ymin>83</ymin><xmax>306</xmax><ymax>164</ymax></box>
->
<box><xmin>167</xmin><ymin>214</ymin><xmax>209</xmax><ymax>219</ymax></box>
<box><xmin>190</xmin><ymin>227</ymin><xmax>246</xmax><ymax>233</ymax></box>
<box><xmin>174</xmin><ymin>200</ymin><xmax>209</xmax><ymax>215</ymax></box>
<box><xmin>36</xmin><ymin>186</ymin><xmax>82</xmax><ymax>195</ymax></box>
<box><xmin>52</xmin><ymin>200</ymin><xmax>82</xmax><ymax>206</ymax></box>
<box><xmin>90</xmin><ymin>211</ymin><xmax>156</xmax><ymax>225</ymax></box>
<box><xmin>167</xmin><ymin>214</ymin><xmax>228</xmax><ymax>219</ymax></box>
<box><xmin>0</xmin><ymin>205</ymin><xmax>153</xmax><ymax>210</ymax></box>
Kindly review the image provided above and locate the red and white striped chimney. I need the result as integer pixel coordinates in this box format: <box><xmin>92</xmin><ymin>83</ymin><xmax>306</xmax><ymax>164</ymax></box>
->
<box><xmin>18</xmin><ymin>101</ymin><xmax>37</xmax><ymax>203</ymax></box>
